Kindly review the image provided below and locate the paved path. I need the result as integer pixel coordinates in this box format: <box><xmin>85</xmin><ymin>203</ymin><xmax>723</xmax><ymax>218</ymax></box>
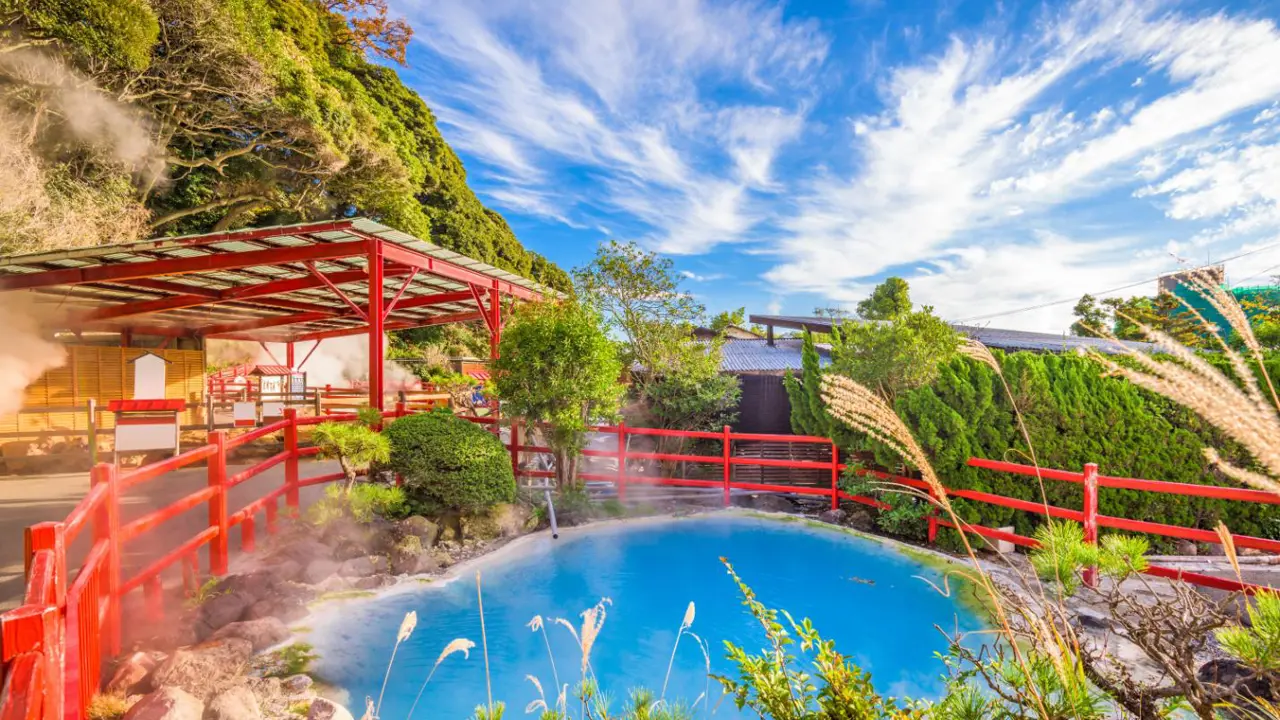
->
<box><xmin>0</xmin><ymin>459</ymin><xmax>340</xmax><ymax>611</ymax></box>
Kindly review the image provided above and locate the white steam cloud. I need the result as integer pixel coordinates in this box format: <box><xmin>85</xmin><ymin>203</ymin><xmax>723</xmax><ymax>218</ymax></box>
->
<box><xmin>0</xmin><ymin>293</ymin><xmax>67</xmax><ymax>417</ymax></box>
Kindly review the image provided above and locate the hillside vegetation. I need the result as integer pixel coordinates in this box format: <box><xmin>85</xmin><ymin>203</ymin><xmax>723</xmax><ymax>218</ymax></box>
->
<box><xmin>0</xmin><ymin>0</ymin><xmax>569</xmax><ymax>291</ymax></box>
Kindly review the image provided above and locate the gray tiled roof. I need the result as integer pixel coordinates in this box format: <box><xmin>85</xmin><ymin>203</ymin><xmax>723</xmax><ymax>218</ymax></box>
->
<box><xmin>718</xmin><ymin>338</ymin><xmax>831</xmax><ymax>372</ymax></box>
<box><xmin>951</xmin><ymin>325</ymin><xmax>1156</xmax><ymax>354</ymax></box>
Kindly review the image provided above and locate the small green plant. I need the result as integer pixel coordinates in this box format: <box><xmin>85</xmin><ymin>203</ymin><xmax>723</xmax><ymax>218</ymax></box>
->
<box><xmin>312</xmin><ymin>421</ymin><xmax>391</xmax><ymax>490</ymax></box>
<box><xmin>266</xmin><ymin>643</ymin><xmax>319</xmax><ymax>678</ymax></box>
<box><xmin>1029</xmin><ymin>521</ymin><xmax>1149</xmax><ymax>596</ymax></box>
<box><xmin>184</xmin><ymin>577</ymin><xmax>223</xmax><ymax>608</ymax></box>
<box><xmin>601</xmin><ymin>498</ymin><xmax>626</xmax><ymax>518</ymax></box>
<box><xmin>308</xmin><ymin>483</ymin><xmax>408</xmax><ymax>525</ymax></box>
<box><xmin>286</xmin><ymin>701</ymin><xmax>311</xmax><ymax>717</ymax></box>
<box><xmin>1216</xmin><ymin>589</ymin><xmax>1280</xmax><ymax>673</ymax></box>
<box><xmin>355</xmin><ymin>405</ymin><xmax>385</xmax><ymax>427</ymax></box>
<box><xmin>86</xmin><ymin>693</ymin><xmax>132</xmax><ymax>720</ymax></box>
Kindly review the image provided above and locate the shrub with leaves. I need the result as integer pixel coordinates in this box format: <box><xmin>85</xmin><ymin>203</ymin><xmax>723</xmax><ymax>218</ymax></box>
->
<box><xmin>308</xmin><ymin>483</ymin><xmax>407</xmax><ymax>525</ymax></box>
<box><xmin>1217</xmin><ymin>590</ymin><xmax>1280</xmax><ymax>674</ymax></box>
<box><xmin>383</xmin><ymin>409</ymin><xmax>516</xmax><ymax>524</ymax></box>
<box><xmin>312</xmin><ymin>420</ymin><xmax>390</xmax><ymax>490</ymax></box>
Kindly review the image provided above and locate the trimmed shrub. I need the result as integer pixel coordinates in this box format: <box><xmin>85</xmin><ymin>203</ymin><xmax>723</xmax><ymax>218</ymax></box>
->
<box><xmin>383</xmin><ymin>409</ymin><xmax>516</xmax><ymax>516</ymax></box>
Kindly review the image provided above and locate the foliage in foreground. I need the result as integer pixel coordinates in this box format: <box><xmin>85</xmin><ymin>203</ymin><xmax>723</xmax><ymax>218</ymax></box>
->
<box><xmin>382</xmin><ymin>409</ymin><xmax>515</xmax><ymax>522</ymax></box>
<box><xmin>308</xmin><ymin>482</ymin><xmax>408</xmax><ymax>526</ymax></box>
<box><xmin>311</xmin><ymin>420</ymin><xmax>391</xmax><ymax>490</ymax></box>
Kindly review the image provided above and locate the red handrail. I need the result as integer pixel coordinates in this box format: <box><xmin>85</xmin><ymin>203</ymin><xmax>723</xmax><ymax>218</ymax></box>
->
<box><xmin>5</xmin><ymin>409</ymin><xmax>1279</xmax><ymax>720</ymax></box>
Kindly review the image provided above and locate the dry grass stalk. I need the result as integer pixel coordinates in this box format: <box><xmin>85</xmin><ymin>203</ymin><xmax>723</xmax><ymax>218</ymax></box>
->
<box><xmin>527</xmin><ymin>614</ymin><xmax>561</xmax><ymax>698</ymax></box>
<box><xmin>374</xmin><ymin>610</ymin><xmax>417</xmax><ymax>716</ymax></box>
<box><xmin>1216</xmin><ymin>521</ymin><xmax>1244</xmax><ymax>586</ymax></box>
<box><xmin>661</xmin><ymin>601</ymin><xmax>697</xmax><ymax>699</ymax></box>
<box><xmin>1090</xmin><ymin>317</ymin><xmax>1280</xmax><ymax>495</ymax></box>
<box><xmin>405</xmin><ymin>637</ymin><xmax>475</xmax><ymax>720</ymax></box>
<box><xmin>477</xmin><ymin>571</ymin><xmax>494</xmax><ymax>716</ymax></box>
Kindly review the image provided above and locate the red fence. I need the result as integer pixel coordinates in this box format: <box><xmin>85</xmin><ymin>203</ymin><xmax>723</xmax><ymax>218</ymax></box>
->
<box><xmin>3</xmin><ymin>413</ymin><xmax>1277</xmax><ymax>719</ymax></box>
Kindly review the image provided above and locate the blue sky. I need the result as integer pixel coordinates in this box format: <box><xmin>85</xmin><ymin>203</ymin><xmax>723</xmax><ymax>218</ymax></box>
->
<box><xmin>392</xmin><ymin>0</ymin><xmax>1280</xmax><ymax>333</ymax></box>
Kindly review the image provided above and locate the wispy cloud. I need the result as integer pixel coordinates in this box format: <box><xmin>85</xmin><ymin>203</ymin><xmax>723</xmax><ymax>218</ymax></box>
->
<box><xmin>680</xmin><ymin>270</ymin><xmax>725</xmax><ymax>282</ymax></box>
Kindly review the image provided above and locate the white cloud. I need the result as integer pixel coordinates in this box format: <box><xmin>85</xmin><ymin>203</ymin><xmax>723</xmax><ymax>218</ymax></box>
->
<box><xmin>398</xmin><ymin>0</ymin><xmax>822</xmax><ymax>250</ymax></box>
<box><xmin>763</xmin><ymin>1</ymin><xmax>1280</xmax><ymax>329</ymax></box>
<box><xmin>681</xmin><ymin>270</ymin><xmax>725</xmax><ymax>282</ymax></box>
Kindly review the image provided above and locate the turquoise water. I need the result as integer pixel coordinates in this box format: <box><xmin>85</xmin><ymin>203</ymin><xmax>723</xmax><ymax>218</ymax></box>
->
<box><xmin>308</xmin><ymin>515</ymin><xmax>985</xmax><ymax>718</ymax></box>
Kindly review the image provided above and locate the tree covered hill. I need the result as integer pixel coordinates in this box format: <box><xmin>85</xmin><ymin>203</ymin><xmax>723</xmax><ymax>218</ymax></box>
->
<box><xmin>0</xmin><ymin>0</ymin><xmax>570</xmax><ymax>291</ymax></box>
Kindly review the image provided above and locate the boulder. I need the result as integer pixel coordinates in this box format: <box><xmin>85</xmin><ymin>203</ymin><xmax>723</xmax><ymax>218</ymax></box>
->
<box><xmin>307</xmin><ymin>698</ymin><xmax>354</xmax><ymax>720</ymax></box>
<box><xmin>244</xmin><ymin>596</ymin><xmax>308</xmax><ymax>624</ymax></box>
<box><xmin>353</xmin><ymin>574</ymin><xmax>394</xmax><ymax>590</ymax></box>
<box><xmin>390</xmin><ymin>547</ymin><xmax>439</xmax><ymax>576</ymax></box>
<box><xmin>845</xmin><ymin>508</ymin><xmax>875</xmax><ymax>531</ymax></box>
<box><xmin>209</xmin><ymin>618</ymin><xmax>290</xmax><ymax>652</ymax></box>
<box><xmin>337</xmin><ymin>556</ymin><xmax>386</xmax><ymax>577</ymax></box>
<box><xmin>124</xmin><ymin>687</ymin><xmax>204</xmax><ymax>720</ymax></box>
<box><xmin>270</xmin><ymin>560</ymin><xmax>304</xmax><ymax>584</ymax></box>
<box><xmin>313</xmin><ymin>575</ymin><xmax>351</xmax><ymax>594</ymax></box>
<box><xmin>1198</xmin><ymin>658</ymin><xmax>1275</xmax><ymax>700</ymax></box>
<box><xmin>200</xmin><ymin>592</ymin><xmax>255</xmax><ymax>632</ymax></box>
<box><xmin>302</xmin><ymin>560</ymin><xmax>340</xmax><ymax>585</ymax></box>
<box><xmin>216</xmin><ymin>572</ymin><xmax>279</xmax><ymax>604</ymax></box>
<box><xmin>106</xmin><ymin>652</ymin><xmax>155</xmax><ymax>695</ymax></box>
<box><xmin>1174</xmin><ymin>539</ymin><xmax>1198</xmax><ymax>556</ymax></box>
<box><xmin>205</xmin><ymin>686</ymin><xmax>263</xmax><ymax>720</ymax></box>
<box><xmin>274</xmin><ymin>582</ymin><xmax>319</xmax><ymax>604</ymax></box>
<box><xmin>749</xmin><ymin>494</ymin><xmax>795</xmax><ymax>513</ymax></box>
<box><xmin>146</xmin><ymin>639</ymin><xmax>253</xmax><ymax>701</ymax></box>
<box><xmin>281</xmin><ymin>675</ymin><xmax>313</xmax><ymax>696</ymax></box>
<box><xmin>399</xmin><ymin>516</ymin><xmax>439</xmax><ymax>547</ymax></box>
<box><xmin>278</xmin><ymin>539</ymin><xmax>333</xmax><ymax>566</ymax></box>
<box><xmin>817</xmin><ymin>508</ymin><xmax>846</xmax><ymax>526</ymax></box>
<box><xmin>466</xmin><ymin>504</ymin><xmax>533</xmax><ymax>539</ymax></box>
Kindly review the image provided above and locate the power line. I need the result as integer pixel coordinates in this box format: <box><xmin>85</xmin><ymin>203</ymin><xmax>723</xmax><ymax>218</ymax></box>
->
<box><xmin>955</xmin><ymin>240</ymin><xmax>1280</xmax><ymax>324</ymax></box>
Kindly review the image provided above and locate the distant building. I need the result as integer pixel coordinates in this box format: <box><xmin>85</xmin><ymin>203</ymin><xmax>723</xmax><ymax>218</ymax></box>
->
<box><xmin>1159</xmin><ymin>266</ymin><xmax>1280</xmax><ymax>340</ymax></box>
<box><xmin>691</xmin><ymin>325</ymin><xmax>761</xmax><ymax>340</ymax></box>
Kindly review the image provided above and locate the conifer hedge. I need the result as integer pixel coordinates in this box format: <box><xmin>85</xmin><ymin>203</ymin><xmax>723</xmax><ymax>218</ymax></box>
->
<box><xmin>787</xmin><ymin>340</ymin><xmax>1279</xmax><ymax>542</ymax></box>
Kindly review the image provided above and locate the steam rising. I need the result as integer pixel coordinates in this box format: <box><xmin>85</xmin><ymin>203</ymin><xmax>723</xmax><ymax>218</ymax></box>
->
<box><xmin>0</xmin><ymin>294</ymin><xmax>67</xmax><ymax>417</ymax></box>
<box><xmin>207</xmin><ymin>335</ymin><xmax>420</xmax><ymax>390</ymax></box>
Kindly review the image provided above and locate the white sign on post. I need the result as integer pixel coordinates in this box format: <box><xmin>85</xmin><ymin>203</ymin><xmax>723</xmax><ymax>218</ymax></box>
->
<box><xmin>131</xmin><ymin>352</ymin><xmax>168</xmax><ymax>399</ymax></box>
<box><xmin>233</xmin><ymin>401</ymin><xmax>258</xmax><ymax>427</ymax></box>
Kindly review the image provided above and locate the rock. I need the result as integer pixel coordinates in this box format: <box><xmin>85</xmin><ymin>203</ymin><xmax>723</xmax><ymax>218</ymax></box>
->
<box><xmin>313</xmin><ymin>575</ymin><xmax>351</xmax><ymax>594</ymax></box>
<box><xmin>274</xmin><ymin>582</ymin><xmax>318</xmax><ymax>604</ymax></box>
<box><xmin>271</xmin><ymin>560</ymin><xmax>304</xmax><ymax>584</ymax></box>
<box><xmin>1075</xmin><ymin>610</ymin><xmax>1111</xmax><ymax>632</ymax></box>
<box><xmin>1174</xmin><ymin>539</ymin><xmax>1198</xmax><ymax>556</ymax></box>
<box><xmin>281</xmin><ymin>675</ymin><xmax>313</xmax><ymax>696</ymax></box>
<box><xmin>844</xmin><ymin>508</ymin><xmax>874</xmax><ymax>531</ymax></box>
<box><xmin>216</xmin><ymin>572</ymin><xmax>279</xmax><ymax>604</ymax></box>
<box><xmin>244</xmin><ymin>596</ymin><xmax>308</xmax><ymax>624</ymax></box>
<box><xmin>205</xmin><ymin>686</ymin><xmax>263</xmax><ymax>720</ymax></box>
<box><xmin>200</xmin><ymin>592</ymin><xmax>255</xmax><ymax>632</ymax></box>
<box><xmin>337</xmin><ymin>556</ymin><xmax>386</xmax><ymax>577</ymax></box>
<box><xmin>353</xmin><ymin>574</ymin><xmax>394</xmax><ymax>590</ymax></box>
<box><xmin>749</xmin><ymin>494</ymin><xmax>795</xmax><ymax>513</ymax></box>
<box><xmin>307</xmin><ymin>698</ymin><xmax>354</xmax><ymax>720</ymax></box>
<box><xmin>147</xmin><ymin>639</ymin><xmax>253</xmax><ymax>701</ymax></box>
<box><xmin>302</xmin><ymin>559</ymin><xmax>340</xmax><ymax>585</ymax></box>
<box><xmin>818</xmin><ymin>508</ymin><xmax>846</xmax><ymax>526</ymax></box>
<box><xmin>106</xmin><ymin>652</ymin><xmax>155</xmax><ymax>695</ymax></box>
<box><xmin>123</xmin><ymin>687</ymin><xmax>203</xmax><ymax>720</ymax></box>
<box><xmin>399</xmin><ymin>516</ymin><xmax>439</xmax><ymax>547</ymax></box>
<box><xmin>1204</xmin><ymin>542</ymin><xmax>1227</xmax><ymax>556</ymax></box>
<box><xmin>390</xmin><ymin>547</ymin><xmax>439</xmax><ymax>576</ymax></box>
<box><xmin>209</xmin><ymin>618</ymin><xmax>290</xmax><ymax>652</ymax></box>
<box><xmin>278</xmin><ymin>540</ymin><xmax>333</xmax><ymax>566</ymax></box>
<box><xmin>1198</xmin><ymin>658</ymin><xmax>1275</xmax><ymax>700</ymax></box>
<box><xmin>469</xmin><ymin>504</ymin><xmax>533</xmax><ymax>539</ymax></box>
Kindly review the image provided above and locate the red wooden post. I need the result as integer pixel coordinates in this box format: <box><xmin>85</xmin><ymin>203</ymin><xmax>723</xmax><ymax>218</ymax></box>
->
<box><xmin>830</xmin><ymin>441</ymin><xmax>839</xmax><ymax>511</ymax></box>
<box><xmin>283</xmin><ymin>409</ymin><xmax>299</xmax><ymax>510</ymax></box>
<box><xmin>90</xmin><ymin>463</ymin><xmax>121</xmax><ymax>655</ymax></box>
<box><xmin>144</xmin><ymin>577</ymin><xmax>164</xmax><ymax>621</ymax></box>
<box><xmin>395</xmin><ymin>400</ymin><xmax>407</xmax><ymax>418</ymax></box>
<box><xmin>722</xmin><ymin>425</ymin><xmax>732</xmax><ymax>507</ymax></box>
<box><xmin>927</xmin><ymin>493</ymin><xmax>940</xmax><ymax>543</ymax></box>
<box><xmin>208</xmin><ymin>431</ymin><xmax>229</xmax><ymax>576</ymax></box>
<box><xmin>25</xmin><ymin>523</ymin><xmax>66</xmax><ymax>606</ymax></box>
<box><xmin>367</xmin><ymin>238</ymin><xmax>385</xmax><ymax>411</ymax></box>
<box><xmin>616</xmin><ymin>422</ymin><xmax>627</xmax><ymax>503</ymax></box>
<box><xmin>1082</xmin><ymin>462</ymin><xmax>1099</xmax><ymax>588</ymax></box>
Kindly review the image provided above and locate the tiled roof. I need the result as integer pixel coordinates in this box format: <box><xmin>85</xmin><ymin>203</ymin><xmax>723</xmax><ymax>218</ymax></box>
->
<box><xmin>718</xmin><ymin>338</ymin><xmax>831</xmax><ymax>372</ymax></box>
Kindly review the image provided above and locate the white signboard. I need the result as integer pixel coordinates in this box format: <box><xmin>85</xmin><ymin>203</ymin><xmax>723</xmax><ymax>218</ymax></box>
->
<box><xmin>233</xmin><ymin>401</ymin><xmax>257</xmax><ymax>427</ymax></box>
<box><xmin>132</xmin><ymin>353</ymin><xmax>168</xmax><ymax>400</ymax></box>
<box><xmin>115</xmin><ymin>422</ymin><xmax>179</xmax><ymax>452</ymax></box>
<box><xmin>262</xmin><ymin>401</ymin><xmax>284</xmax><ymax>418</ymax></box>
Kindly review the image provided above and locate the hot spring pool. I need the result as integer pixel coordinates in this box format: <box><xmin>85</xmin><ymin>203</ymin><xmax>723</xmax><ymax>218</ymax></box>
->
<box><xmin>306</xmin><ymin>514</ymin><xmax>986</xmax><ymax>718</ymax></box>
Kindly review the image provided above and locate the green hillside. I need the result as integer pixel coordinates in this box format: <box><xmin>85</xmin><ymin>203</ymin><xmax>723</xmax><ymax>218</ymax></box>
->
<box><xmin>0</xmin><ymin>0</ymin><xmax>569</xmax><ymax>291</ymax></box>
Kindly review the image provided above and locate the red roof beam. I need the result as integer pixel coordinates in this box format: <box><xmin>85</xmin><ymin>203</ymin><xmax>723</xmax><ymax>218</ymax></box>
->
<box><xmin>200</xmin><ymin>311</ymin><xmax>334</xmax><ymax>338</ymax></box>
<box><xmin>383</xmin><ymin>269</ymin><xmax>418</xmax><ymax>320</ymax></box>
<box><xmin>0</xmin><ymin>240</ymin><xmax>366</xmax><ymax>292</ymax></box>
<box><xmin>376</xmin><ymin>238</ymin><xmax>541</xmax><ymax>301</ymax></box>
<box><xmin>305</xmin><ymin>261</ymin><xmax>366</xmax><ymax>320</ymax></box>
<box><xmin>291</xmin><ymin>310</ymin><xmax>484</xmax><ymax>342</ymax></box>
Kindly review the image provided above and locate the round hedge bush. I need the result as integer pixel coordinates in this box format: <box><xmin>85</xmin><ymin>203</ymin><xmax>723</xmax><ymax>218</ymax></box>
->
<box><xmin>383</xmin><ymin>409</ymin><xmax>516</xmax><ymax>516</ymax></box>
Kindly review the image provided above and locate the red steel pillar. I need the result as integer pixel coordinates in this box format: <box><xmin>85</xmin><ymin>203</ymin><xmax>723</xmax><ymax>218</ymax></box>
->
<box><xmin>208</xmin><ymin>431</ymin><xmax>228</xmax><ymax>575</ymax></box>
<box><xmin>1082</xmin><ymin>462</ymin><xmax>1099</xmax><ymax>588</ymax></box>
<box><xmin>286</xmin><ymin>342</ymin><xmax>295</xmax><ymax>369</ymax></box>
<box><xmin>488</xmin><ymin>287</ymin><xmax>501</xmax><ymax>360</ymax></box>
<box><xmin>367</xmin><ymin>238</ymin><xmax>385</xmax><ymax>411</ymax></box>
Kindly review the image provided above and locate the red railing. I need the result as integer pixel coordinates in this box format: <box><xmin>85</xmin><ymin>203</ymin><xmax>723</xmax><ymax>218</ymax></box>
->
<box><xmin>0</xmin><ymin>408</ymin><xmax>378</xmax><ymax>720</ymax></box>
<box><xmin>5</xmin><ymin>412</ymin><xmax>1277</xmax><ymax>719</ymax></box>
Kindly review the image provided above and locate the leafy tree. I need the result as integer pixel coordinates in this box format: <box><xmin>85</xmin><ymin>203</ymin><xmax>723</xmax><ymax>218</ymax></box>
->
<box><xmin>1071</xmin><ymin>293</ymin><xmax>1209</xmax><ymax>347</ymax></box>
<box><xmin>708</xmin><ymin>307</ymin><xmax>746</xmax><ymax>335</ymax></box>
<box><xmin>492</xmin><ymin>300</ymin><xmax>623</xmax><ymax>487</ymax></box>
<box><xmin>382</xmin><ymin>409</ymin><xmax>514</xmax><ymax>533</ymax></box>
<box><xmin>856</xmin><ymin>276</ymin><xmax>911</xmax><ymax>320</ymax></box>
<box><xmin>312</xmin><ymin>421</ymin><xmax>391</xmax><ymax>491</ymax></box>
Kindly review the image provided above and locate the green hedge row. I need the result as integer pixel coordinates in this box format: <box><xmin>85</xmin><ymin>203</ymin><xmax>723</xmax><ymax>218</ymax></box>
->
<box><xmin>790</xmin><ymin>342</ymin><xmax>1280</xmax><ymax>543</ymax></box>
